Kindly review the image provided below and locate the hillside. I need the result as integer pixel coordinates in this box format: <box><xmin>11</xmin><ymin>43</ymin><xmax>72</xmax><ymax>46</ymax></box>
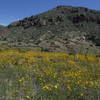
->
<box><xmin>0</xmin><ymin>5</ymin><xmax>100</xmax><ymax>54</ymax></box>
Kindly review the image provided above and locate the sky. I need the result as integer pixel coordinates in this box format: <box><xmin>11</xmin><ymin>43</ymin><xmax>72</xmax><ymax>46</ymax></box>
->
<box><xmin>0</xmin><ymin>0</ymin><xmax>100</xmax><ymax>26</ymax></box>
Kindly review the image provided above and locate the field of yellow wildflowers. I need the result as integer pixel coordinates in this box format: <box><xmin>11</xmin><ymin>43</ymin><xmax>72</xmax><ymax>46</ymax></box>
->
<box><xmin>0</xmin><ymin>50</ymin><xmax>100</xmax><ymax>100</ymax></box>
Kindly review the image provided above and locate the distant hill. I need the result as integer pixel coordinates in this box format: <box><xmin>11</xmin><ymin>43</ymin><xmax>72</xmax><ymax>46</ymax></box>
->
<box><xmin>0</xmin><ymin>5</ymin><xmax>100</xmax><ymax>54</ymax></box>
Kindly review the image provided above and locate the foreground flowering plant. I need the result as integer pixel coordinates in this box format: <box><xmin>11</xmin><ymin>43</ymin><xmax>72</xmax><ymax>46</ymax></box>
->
<box><xmin>0</xmin><ymin>50</ymin><xmax>100</xmax><ymax>100</ymax></box>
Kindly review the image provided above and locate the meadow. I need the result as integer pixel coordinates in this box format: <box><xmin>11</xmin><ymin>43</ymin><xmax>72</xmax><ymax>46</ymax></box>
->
<box><xmin>0</xmin><ymin>50</ymin><xmax>100</xmax><ymax>100</ymax></box>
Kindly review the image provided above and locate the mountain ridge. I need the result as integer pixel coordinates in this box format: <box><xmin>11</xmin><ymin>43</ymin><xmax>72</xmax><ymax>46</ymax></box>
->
<box><xmin>7</xmin><ymin>5</ymin><xmax>100</xmax><ymax>26</ymax></box>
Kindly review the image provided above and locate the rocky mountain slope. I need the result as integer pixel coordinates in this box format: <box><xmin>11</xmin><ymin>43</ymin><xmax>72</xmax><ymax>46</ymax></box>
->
<box><xmin>0</xmin><ymin>5</ymin><xmax>100</xmax><ymax>54</ymax></box>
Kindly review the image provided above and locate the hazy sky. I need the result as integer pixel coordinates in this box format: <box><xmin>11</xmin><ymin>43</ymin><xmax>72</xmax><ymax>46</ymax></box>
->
<box><xmin>0</xmin><ymin>0</ymin><xmax>99</xmax><ymax>26</ymax></box>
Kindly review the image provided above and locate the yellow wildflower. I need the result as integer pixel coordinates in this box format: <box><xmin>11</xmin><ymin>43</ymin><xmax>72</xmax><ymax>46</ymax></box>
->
<box><xmin>26</xmin><ymin>96</ymin><xmax>31</xmax><ymax>99</ymax></box>
<box><xmin>80</xmin><ymin>93</ymin><xmax>84</xmax><ymax>96</ymax></box>
<box><xmin>54</xmin><ymin>85</ymin><xmax>58</xmax><ymax>89</ymax></box>
<box><xmin>42</xmin><ymin>85</ymin><xmax>51</xmax><ymax>91</ymax></box>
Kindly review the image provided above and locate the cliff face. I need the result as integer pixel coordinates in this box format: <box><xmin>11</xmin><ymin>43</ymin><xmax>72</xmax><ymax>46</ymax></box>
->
<box><xmin>0</xmin><ymin>5</ymin><xmax>100</xmax><ymax>54</ymax></box>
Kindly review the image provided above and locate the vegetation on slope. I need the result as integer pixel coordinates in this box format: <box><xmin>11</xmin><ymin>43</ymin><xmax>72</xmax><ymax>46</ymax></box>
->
<box><xmin>0</xmin><ymin>50</ymin><xmax>100</xmax><ymax>100</ymax></box>
<box><xmin>0</xmin><ymin>6</ymin><xmax>100</xmax><ymax>54</ymax></box>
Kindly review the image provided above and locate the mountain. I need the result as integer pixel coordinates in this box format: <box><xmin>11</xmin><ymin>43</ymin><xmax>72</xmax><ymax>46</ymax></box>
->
<box><xmin>0</xmin><ymin>5</ymin><xmax>100</xmax><ymax>54</ymax></box>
